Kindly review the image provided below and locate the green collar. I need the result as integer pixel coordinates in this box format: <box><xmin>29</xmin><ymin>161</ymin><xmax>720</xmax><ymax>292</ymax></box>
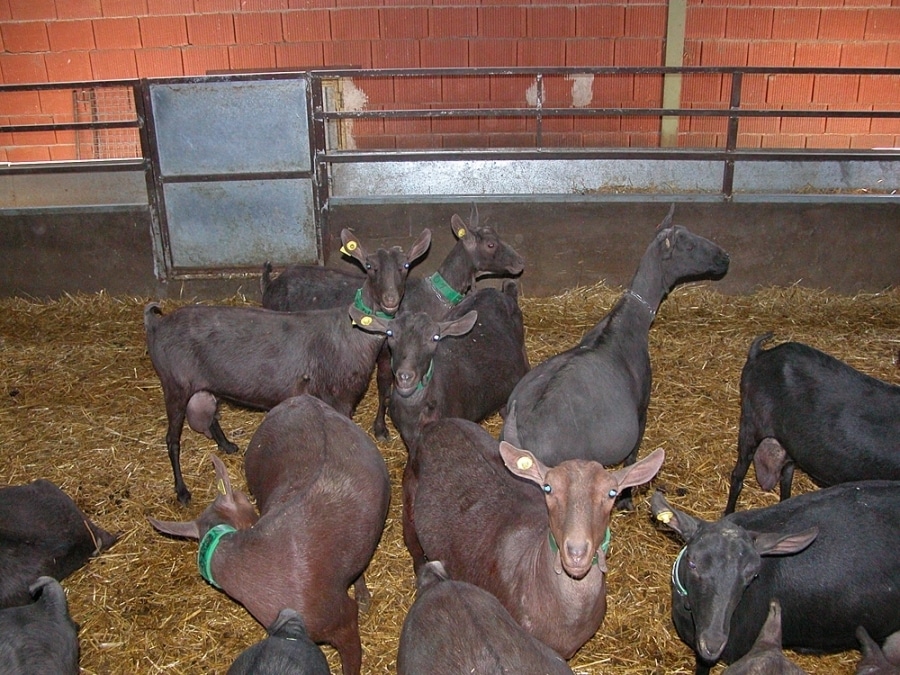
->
<box><xmin>198</xmin><ymin>523</ymin><xmax>237</xmax><ymax>589</ymax></box>
<box><xmin>416</xmin><ymin>359</ymin><xmax>435</xmax><ymax>392</ymax></box>
<box><xmin>672</xmin><ymin>546</ymin><xmax>689</xmax><ymax>597</ymax></box>
<box><xmin>353</xmin><ymin>288</ymin><xmax>394</xmax><ymax>320</ymax></box>
<box><xmin>428</xmin><ymin>272</ymin><xmax>465</xmax><ymax>305</ymax></box>
<box><xmin>548</xmin><ymin>527</ymin><xmax>611</xmax><ymax>566</ymax></box>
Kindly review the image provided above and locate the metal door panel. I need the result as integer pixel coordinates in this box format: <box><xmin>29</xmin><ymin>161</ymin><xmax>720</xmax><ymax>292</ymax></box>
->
<box><xmin>150</xmin><ymin>79</ymin><xmax>311</xmax><ymax>176</ymax></box>
<box><xmin>164</xmin><ymin>179</ymin><xmax>316</xmax><ymax>268</ymax></box>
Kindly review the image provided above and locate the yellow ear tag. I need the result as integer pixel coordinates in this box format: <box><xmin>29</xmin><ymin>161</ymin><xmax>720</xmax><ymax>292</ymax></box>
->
<box><xmin>656</xmin><ymin>510</ymin><xmax>673</xmax><ymax>524</ymax></box>
<box><xmin>359</xmin><ymin>315</ymin><xmax>373</xmax><ymax>326</ymax></box>
<box><xmin>340</xmin><ymin>240</ymin><xmax>358</xmax><ymax>256</ymax></box>
<box><xmin>457</xmin><ymin>228</ymin><xmax>467</xmax><ymax>238</ymax></box>
<box><xmin>516</xmin><ymin>456</ymin><xmax>533</xmax><ymax>471</ymax></box>
<box><xmin>217</xmin><ymin>479</ymin><xmax>227</xmax><ymax>496</ymax></box>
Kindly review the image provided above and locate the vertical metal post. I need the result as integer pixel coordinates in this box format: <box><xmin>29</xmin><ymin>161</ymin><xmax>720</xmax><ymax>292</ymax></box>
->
<box><xmin>722</xmin><ymin>71</ymin><xmax>743</xmax><ymax>200</ymax></box>
<box><xmin>136</xmin><ymin>80</ymin><xmax>172</xmax><ymax>280</ymax></box>
<box><xmin>535</xmin><ymin>73</ymin><xmax>543</xmax><ymax>148</ymax></box>
<box><xmin>309</xmin><ymin>75</ymin><xmax>330</xmax><ymax>261</ymax></box>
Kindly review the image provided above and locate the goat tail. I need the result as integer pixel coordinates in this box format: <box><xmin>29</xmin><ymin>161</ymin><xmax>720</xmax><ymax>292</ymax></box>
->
<box><xmin>260</xmin><ymin>261</ymin><xmax>273</xmax><ymax>295</ymax></box>
<box><xmin>747</xmin><ymin>332</ymin><xmax>776</xmax><ymax>361</ymax></box>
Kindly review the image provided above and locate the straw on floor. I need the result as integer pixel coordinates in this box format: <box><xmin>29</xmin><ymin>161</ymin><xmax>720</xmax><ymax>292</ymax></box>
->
<box><xmin>0</xmin><ymin>283</ymin><xmax>897</xmax><ymax>674</ymax></box>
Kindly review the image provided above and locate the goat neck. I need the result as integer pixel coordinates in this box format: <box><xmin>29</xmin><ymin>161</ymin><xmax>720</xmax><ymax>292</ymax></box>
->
<box><xmin>503</xmin><ymin>525</ymin><xmax>607</xmax><ymax>658</ymax></box>
<box><xmin>625</xmin><ymin>233</ymin><xmax>669</xmax><ymax>323</ymax></box>
<box><xmin>428</xmin><ymin>240</ymin><xmax>476</xmax><ymax>308</ymax></box>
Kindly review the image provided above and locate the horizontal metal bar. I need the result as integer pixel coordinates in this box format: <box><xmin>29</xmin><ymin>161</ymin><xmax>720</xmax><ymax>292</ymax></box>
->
<box><xmin>318</xmin><ymin>107</ymin><xmax>900</xmax><ymax>121</ymax></box>
<box><xmin>0</xmin><ymin>158</ymin><xmax>146</xmax><ymax>174</ymax></box>
<box><xmin>0</xmin><ymin>120</ymin><xmax>140</xmax><ymax>134</ymax></box>
<box><xmin>309</xmin><ymin>66</ymin><xmax>900</xmax><ymax>79</ymax></box>
<box><xmin>0</xmin><ymin>79</ymin><xmax>141</xmax><ymax>92</ymax></box>
<box><xmin>159</xmin><ymin>170</ymin><xmax>313</xmax><ymax>183</ymax></box>
<box><xmin>320</xmin><ymin>147</ymin><xmax>900</xmax><ymax>164</ymax></box>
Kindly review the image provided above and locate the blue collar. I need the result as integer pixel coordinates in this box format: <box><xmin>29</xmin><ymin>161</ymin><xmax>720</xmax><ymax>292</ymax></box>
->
<box><xmin>672</xmin><ymin>546</ymin><xmax>689</xmax><ymax>597</ymax></box>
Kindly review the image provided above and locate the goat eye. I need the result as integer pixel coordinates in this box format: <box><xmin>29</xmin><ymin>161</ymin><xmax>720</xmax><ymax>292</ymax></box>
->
<box><xmin>365</xmin><ymin>263</ymin><xmax>372</xmax><ymax>270</ymax></box>
<box><xmin>542</xmin><ymin>484</ymin><xmax>552</xmax><ymax>494</ymax></box>
<box><xmin>608</xmin><ymin>489</ymin><xmax>618</xmax><ymax>498</ymax></box>
<box><xmin>385</xmin><ymin>330</ymin><xmax>393</xmax><ymax>337</ymax></box>
<box><xmin>688</xmin><ymin>560</ymin><xmax>697</xmax><ymax>570</ymax></box>
<box><xmin>403</xmin><ymin>262</ymin><xmax>410</xmax><ymax>269</ymax></box>
<box><xmin>432</xmin><ymin>334</ymin><xmax>440</xmax><ymax>341</ymax></box>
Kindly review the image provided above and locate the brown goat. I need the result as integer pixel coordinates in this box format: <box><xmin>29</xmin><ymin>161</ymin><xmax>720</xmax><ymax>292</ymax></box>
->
<box><xmin>149</xmin><ymin>395</ymin><xmax>391</xmax><ymax>675</ymax></box>
<box><xmin>403</xmin><ymin>413</ymin><xmax>665</xmax><ymax>659</ymax></box>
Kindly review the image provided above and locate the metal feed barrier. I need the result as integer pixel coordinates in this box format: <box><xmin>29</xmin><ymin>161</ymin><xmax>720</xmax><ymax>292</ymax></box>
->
<box><xmin>1</xmin><ymin>66</ymin><xmax>898</xmax><ymax>281</ymax></box>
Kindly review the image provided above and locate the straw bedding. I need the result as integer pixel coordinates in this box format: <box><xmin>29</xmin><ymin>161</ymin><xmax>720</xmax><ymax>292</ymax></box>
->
<box><xmin>0</xmin><ymin>283</ymin><xmax>897</xmax><ymax>674</ymax></box>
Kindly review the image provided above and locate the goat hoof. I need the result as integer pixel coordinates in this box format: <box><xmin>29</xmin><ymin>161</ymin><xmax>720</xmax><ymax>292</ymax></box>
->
<box><xmin>177</xmin><ymin>488</ymin><xmax>192</xmax><ymax>507</ymax></box>
<box><xmin>373</xmin><ymin>426</ymin><xmax>391</xmax><ymax>442</ymax></box>
<box><xmin>222</xmin><ymin>442</ymin><xmax>240</xmax><ymax>455</ymax></box>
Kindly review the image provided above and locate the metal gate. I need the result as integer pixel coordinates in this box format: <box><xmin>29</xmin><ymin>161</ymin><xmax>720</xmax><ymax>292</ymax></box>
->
<box><xmin>142</xmin><ymin>74</ymin><xmax>320</xmax><ymax>279</ymax></box>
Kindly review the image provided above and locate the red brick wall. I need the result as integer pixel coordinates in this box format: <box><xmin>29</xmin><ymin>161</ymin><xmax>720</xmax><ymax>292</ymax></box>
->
<box><xmin>1</xmin><ymin>0</ymin><xmax>898</xmax><ymax>161</ymax></box>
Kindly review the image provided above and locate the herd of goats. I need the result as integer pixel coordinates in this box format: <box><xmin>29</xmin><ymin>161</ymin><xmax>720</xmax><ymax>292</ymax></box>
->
<box><xmin>1</xmin><ymin>205</ymin><xmax>898</xmax><ymax>674</ymax></box>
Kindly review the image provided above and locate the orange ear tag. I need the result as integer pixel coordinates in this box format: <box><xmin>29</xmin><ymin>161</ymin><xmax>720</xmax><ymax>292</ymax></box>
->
<box><xmin>516</xmin><ymin>456</ymin><xmax>533</xmax><ymax>471</ymax></box>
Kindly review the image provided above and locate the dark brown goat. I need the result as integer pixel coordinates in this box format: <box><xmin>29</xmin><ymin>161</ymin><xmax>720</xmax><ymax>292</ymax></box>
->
<box><xmin>721</xmin><ymin>601</ymin><xmax>808</xmax><ymax>675</ymax></box>
<box><xmin>0</xmin><ymin>479</ymin><xmax>118</xmax><ymax>608</ymax></box>
<box><xmin>150</xmin><ymin>395</ymin><xmax>391</xmax><ymax>675</ymax></box>
<box><xmin>0</xmin><ymin>576</ymin><xmax>80</xmax><ymax>674</ymax></box>
<box><xmin>403</xmin><ymin>413</ymin><xmax>665</xmax><ymax>659</ymax></box>
<box><xmin>350</xmin><ymin>282</ymin><xmax>530</xmax><ymax>448</ymax></box>
<box><xmin>261</xmin><ymin>206</ymin><xmax>524</xmax><ymax>439</ymax></box>
<box><xmin>397</xmin><ymin>561</ymin><xmax>574</xmax><ymax>675</ymax></box>
<box><xmin>501</xmin><ymin>204</ymin><xmax>729</xmax><ymax>510</ymax></box>
<box><xmin>856</xmin><ymin>627</ymin><xmax>900</xmax><ymax>675</ymax></box>
<box><xmin>145</xmin><ymin>228</ymin><xmax>430</xmax><ymax>504</ymax></box>
<box><xmin>724</xmin><ymin>333</ymin><xmax>900</xmax><ymax>514</ymax></box>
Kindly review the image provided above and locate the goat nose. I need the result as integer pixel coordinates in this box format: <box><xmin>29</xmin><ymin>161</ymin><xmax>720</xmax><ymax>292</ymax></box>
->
<box><xmin>566</xmin><ymin>540</ymin><xmax>590</xmax><ymax>563</ymax></box>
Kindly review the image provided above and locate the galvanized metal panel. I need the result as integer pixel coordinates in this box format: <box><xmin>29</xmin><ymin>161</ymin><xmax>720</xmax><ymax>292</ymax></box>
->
<box><xmin>163</xmin><ymin>179</ymin><xmax>317</xmax><ymax>268</ymax></box>
<box><xmin>150</xmin><ymin>79</ymin><xmax>311</xmax><ymax>176</ymax></box>
<box><xmin>331</xmin><ymin>159</ymin><xmax>899</xmax><ymax>198</ymax></box>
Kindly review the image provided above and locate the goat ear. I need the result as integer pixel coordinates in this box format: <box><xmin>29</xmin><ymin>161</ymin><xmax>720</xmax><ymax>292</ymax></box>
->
<box><xmin>658</xmin><ymin>203</ymin><xmax>676</xmax><ymax>230</ymax></box>
<box><xmin>210</xmin><ymin>455</ymin><xmax>234</xmax><ymax>500</ymax></box>
<box><xmin>339</xmin><ymin>229</ymin><xmax>368</xmax><ymax>265</ymax></box>
<box><xmin>348</xmin><ymin>305</ymin><xmax>392</xmax><ymax>333</ymax></box>
<box><xmin>611</xmin><ymin>447</ymin><xmax>665</xmax><ymax>491</ymax></box>
<box><xmin>147</xmin><ymin>516</ymin><xmax>200</xmax><ymax>540</ymax></box>
<box><xmin>651</xmin><ymin>491</ymin><xmax>703</xmax><ymax>541</ymax></box>
<box><xmin>407</xmin><ymin>229</ymin><xmax>432</xmax><ymax>264</ymax></box>
<box><xmin>499</xmin><ymin>441</ymin><xmax>547</xmax><ymax>485</ymax></box>
<box><xmin>752</xmin><ymin>527</ymin><xmax>818</xmax><ymax>556</ymax></box>
<box><xmin>451</xmin><ymin>214</ymin><xmax>472</xmax><ymax>241</ymax></box>
<box><xmin>439</xmin><ymin>310</ymin><xmax>477</xmax><ymax>338</ymax></box>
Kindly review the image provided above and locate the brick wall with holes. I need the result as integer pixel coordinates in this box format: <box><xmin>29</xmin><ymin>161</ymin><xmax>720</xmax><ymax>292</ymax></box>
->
<box><xmin>1</xmin><ymin>0</ymin><xmax>898</xmax><ymax>162</ymax></box>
